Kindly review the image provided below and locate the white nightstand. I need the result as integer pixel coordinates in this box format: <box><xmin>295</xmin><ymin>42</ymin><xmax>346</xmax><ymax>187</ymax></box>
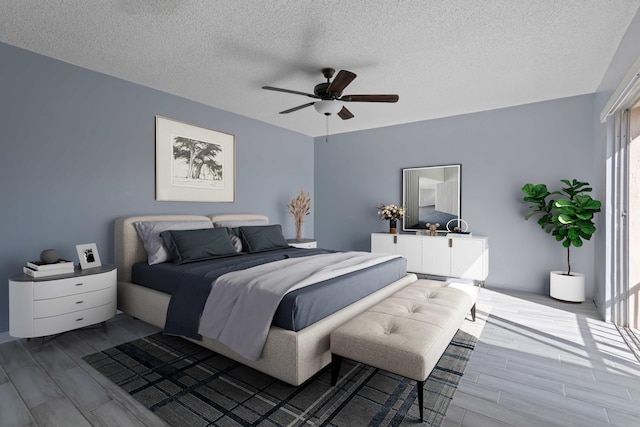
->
<box><xmin>9</xmin><ymin>265</ymin><xmax>117</xmax><ymax>347</ymax></box>
<box><xmin>287</xmin><ymin>238</ymin><xmax>317</xmax><ymax>249</ymax></box>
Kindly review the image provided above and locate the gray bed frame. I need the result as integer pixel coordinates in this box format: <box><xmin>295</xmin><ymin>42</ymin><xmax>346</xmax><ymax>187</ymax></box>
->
<box><xmin>114</xmin><ymin>214</ymin><xmax>417</xmax><ymax>386</ymax></box>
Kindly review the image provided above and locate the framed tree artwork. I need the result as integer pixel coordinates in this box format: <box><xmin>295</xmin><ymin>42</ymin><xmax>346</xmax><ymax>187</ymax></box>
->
<box><xmin>155</xmin><ymin>116</ymin><xmax>235</xmax><ymax>202</ymax></box>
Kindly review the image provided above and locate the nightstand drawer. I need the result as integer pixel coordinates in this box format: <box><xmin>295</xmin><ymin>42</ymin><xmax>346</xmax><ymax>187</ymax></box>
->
<box><xmin>33</xmin><ymin>302</ymin><xmax>115</xmax><ymax>337</ymax></box>
<box><xmin>33</xmin><ymin>287</ymin><xmax>115</xmax><ymax>318</ymax></box>
<box><xmin>33</xmin><ymin>269</ymin><xmax>116</xmax><ymax>299</ymax></box>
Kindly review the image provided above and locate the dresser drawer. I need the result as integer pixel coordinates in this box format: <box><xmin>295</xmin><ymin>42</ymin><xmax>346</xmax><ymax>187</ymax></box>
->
<box><xmin>33</xmin><ymin>269</ymin><xmax>116</xmax><ymax>299</ymax></box>
<box><xmin>33</xmin><ymin>287</ymin><xmax>115</xmax><ymax>318</ymax></box>
<box><xmin>33</xmin><ymin>302</ymin><xmax>116</xmax><ymax>337</ymax></box>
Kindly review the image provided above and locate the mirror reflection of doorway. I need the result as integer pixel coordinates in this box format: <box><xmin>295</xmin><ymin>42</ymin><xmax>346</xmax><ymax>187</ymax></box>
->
<box><xmin>402</xmin><ymin>165</ymin><xmax>461</xmax><ymax>232</ymax></box>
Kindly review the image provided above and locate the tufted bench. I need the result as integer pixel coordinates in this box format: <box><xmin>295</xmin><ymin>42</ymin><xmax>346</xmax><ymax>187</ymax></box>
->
<box><xmin>330</xmin><ymin>279</ymin><xmax>477</xmax><ymax>422</ymax></box>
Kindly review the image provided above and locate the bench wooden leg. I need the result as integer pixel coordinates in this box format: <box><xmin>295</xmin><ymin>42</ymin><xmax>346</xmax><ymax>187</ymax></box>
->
<box><xmin>471</xmin><ymin>303</ymin><xmax>476</xmax><ymax>322</ymax></box>
<box><xmin>417</xmin><ymin>380</ymin><xmax>424</xmax><ymax>422</ymax></box>
<box><xmin>331</xmin><ymin>353</ymin><xmax>342</xmax><ymax>386</ymax></box>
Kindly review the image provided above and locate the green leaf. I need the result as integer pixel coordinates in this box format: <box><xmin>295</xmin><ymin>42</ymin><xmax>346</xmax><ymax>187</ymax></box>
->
<box><xmin>578</xmin><ymin>223</ymin><xmax>596</xmax><ymax>235</ymax></box>
<box><xmin>557</xmin><ymin>214</ymin><xmax>575</xmax><ymax>224</ymax></box>
<box><xmin>575</xmin><ymin>212</ymin><xmax>593</xmax><ymax>220</ymax></box>
<box><xmin>584</xmin><ymin>199</ymin><xmax>601</xmax><ymax>211</ymax></box>
<box><xmin>554</xmin><ymin>199</ymin><xmax>573</xmax><ymax>208</ymax></box>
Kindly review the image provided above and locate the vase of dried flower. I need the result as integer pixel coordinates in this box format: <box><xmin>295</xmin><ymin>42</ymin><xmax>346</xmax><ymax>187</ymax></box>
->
<box><xmin>389</xmin><ymin>220</ymin><xmax>397</xmax><ymax>234</ymax></box>
<box><xmin>295</xmin><ymin>218</ymin><xmax>304</xmax><ymax>241</ymax></box>
<box><xmin>288</xmin><ymin>189</ymin><xmax>311</xmax><ymax>241</ymax></box>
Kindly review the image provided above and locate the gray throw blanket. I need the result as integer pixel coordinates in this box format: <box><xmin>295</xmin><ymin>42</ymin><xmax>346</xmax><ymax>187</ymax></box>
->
<box><xmin>198</xmin><ymin>252</ymin><xmax>399</xmax><ymax>360</ymax></box>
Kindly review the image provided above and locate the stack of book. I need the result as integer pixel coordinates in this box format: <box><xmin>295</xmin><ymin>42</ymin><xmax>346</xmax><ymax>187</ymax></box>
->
<box><xmin>23</xmin><ymin>259</ymin><xmax>75</xmax><ymax>278</ymax></box>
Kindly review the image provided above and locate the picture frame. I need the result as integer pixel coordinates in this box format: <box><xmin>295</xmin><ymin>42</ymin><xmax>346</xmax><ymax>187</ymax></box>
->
<box><xmin>402</xmin><ymin>164</ymin><xmax>461</xmax><ymax>233</ymax></box>
<box><xmin>76</xmin><ymin>243</ymin><xmax>102</xmax><ymax>269</ymax></box>
<box><xmin>155</xmin><ymin>116</ymin><xmax>235</xmax><ymax>202</ymax></box>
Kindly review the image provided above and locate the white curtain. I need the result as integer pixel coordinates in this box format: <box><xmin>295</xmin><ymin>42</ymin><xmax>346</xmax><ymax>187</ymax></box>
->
<box><xmin>606</xmin><ymin>110</ymin><xmax>630</xmax><ymax>326</ymax></box>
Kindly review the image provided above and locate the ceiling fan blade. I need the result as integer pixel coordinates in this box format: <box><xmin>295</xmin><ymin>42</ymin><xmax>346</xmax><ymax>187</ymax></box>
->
<box><xmin>279</xmin><ymin>102</ymin><xmax>316</xmax><ymax>114</ymax></box>
<box><xmin>262</xmin><ymin>86</ymin><xmax>320</xmax><ymax>99</ymax></box>
<box><xmin>338</xmin><ymin>106</ymin><xmax>354</xmax><ymax>120</ymax></box>
<box><xmin>327</xmin><ymin>70</ymin><xmax>357</xmax><ymax>94</ymax></box>
<box><xmin>341</xmin><ymin>94</ymin><xmax>399</xmax><ymax>103</ymax></box>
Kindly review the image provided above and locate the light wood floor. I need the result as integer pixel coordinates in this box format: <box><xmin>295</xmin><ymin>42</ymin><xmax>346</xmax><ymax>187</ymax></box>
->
<box><xmin>445</xmin><ymin>289</ymin><xmax>640</xmax><ymax>427</ymax></box>
<box><xmin>0</xmin><ymin>287</ymin><xmax>638</xmax><ymax>427</ymax></box>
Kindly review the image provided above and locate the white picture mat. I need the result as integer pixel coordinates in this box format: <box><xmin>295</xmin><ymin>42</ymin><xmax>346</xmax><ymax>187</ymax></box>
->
<box><xmin>155</xmin><ymin>116</ymin><xmax>235</xmax><ymax>202</ymax></box>
<box><xmin>76</xmin><ymin>243</ymin><xmax>102</xmax><ymax>269</ymax></box>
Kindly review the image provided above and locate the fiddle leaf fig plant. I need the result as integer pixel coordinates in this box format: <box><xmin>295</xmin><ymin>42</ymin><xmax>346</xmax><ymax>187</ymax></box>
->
<box><xmin>522</xmin><ymin>179</ymin><xmax>601</xmax><ymax>276</ymax></box>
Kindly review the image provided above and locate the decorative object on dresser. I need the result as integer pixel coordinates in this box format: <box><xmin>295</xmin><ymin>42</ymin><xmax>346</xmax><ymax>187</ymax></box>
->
<box><xmin>155</xmin><ymin>116</ymin><xmax>235</xmax><ymax>202</ymax></box>
<box><xmin>426</xmin><ymin>222</ymin><xmax>440</xmax><ymax>236</ymax></box>
<box><xmin>75</xmin><ymin>242</ymin><xmax>102</xmax><ymax>269</ymax></box>
<box><xmin>446</xmin><ymin>218</ymin><xmax>470</xmax><ymax>235</ymax></box>
<box><xmin>9</xmin><ymin>264</ymin><xmax>117</xmax><ymax>350</ymax></box>
<box><xmin>402</xmin><ymin>164</ymin><xmax>461</xmax><ymax>233</ymax></box>
<box><xmin>39</xmin><ymin>248</ymin><xmax>59</xmax><ymax>264</ymax></box>
<box><xmin>522</xmin><ymin>179</ymin><xmax>601</xmax><ymax>302</ymax></box>
<box><xmin>23</xmin><ymin>254</ymin><xmax>75</xmax><ymax>278</ymax></box>
<box><xmin>377</xmin><ymin>203</ymin><xmax>405</xmax><ymax>234</ymax></box>
<box><xmin>371</xmin><ymin>232</ymin><xmax>489</xmax><ymax>286</ymax></box>
<box><xmin>287</xmin><ymin>188</ymin><xmax>311</xmax><ymax>240</ymax></box>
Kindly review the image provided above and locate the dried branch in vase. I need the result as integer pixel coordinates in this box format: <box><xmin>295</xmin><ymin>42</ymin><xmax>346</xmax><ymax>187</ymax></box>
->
<box><xmin>287</xmin><ymin>189</ymin><xmax>311</xmax><ymax>241</ymax></box>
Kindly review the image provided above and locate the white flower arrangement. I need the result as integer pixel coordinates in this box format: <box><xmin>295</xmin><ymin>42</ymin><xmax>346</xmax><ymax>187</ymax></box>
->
<box><xmin>377</xmin><ymin>203</ymin><xmax>405</xmax><ymax>221</ymax></box>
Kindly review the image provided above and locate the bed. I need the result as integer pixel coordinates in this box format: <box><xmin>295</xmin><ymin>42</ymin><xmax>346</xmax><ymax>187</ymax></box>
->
<box><xmin>114</xmin><ymin>214</ymin><xmax>417</xmax><ymax>386</ymax></box>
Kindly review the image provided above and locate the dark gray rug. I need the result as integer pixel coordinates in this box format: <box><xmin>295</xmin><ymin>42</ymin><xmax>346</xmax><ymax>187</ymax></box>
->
<box><xmin>84</xmin><ymin>330</ymin><xmax>476</xmax><ymax>426</ymax></box>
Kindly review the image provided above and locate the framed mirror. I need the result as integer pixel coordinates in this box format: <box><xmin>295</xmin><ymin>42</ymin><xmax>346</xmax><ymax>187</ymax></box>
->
<box><xmin>402</xmin><ymin>164</ymin><xmax>461</xmax><ymax>233</ymax></box>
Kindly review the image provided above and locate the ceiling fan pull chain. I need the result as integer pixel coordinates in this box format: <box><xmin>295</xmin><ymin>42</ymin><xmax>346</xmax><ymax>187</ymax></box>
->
<box><xmin>325</xmin><ymin>115</ymin><xmax>329</xmax><ymax>143</ymax></box>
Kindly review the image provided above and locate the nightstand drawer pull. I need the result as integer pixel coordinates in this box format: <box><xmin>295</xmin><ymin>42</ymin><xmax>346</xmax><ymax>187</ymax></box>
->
<box><xmin>75</xmin><ymin>283</ymin><xmax>83</xmax><ymax>286</ymax></box>
<box><xmin>76</xmin><ymin>318</ymin><xmax>84</xmax><ymax>322</ymax></box>
<box><xmin>75</xmin><ymin>301</ymin><xmax>83</xmax><ymax>304</ymax></box>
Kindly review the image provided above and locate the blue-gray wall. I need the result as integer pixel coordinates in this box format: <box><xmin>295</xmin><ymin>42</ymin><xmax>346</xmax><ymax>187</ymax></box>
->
<box><xmin>0</xmin><ymin>42</ymin><xmax>314</xmax><ymax>332</ymax></box>
<box><xmin>314</xmin><ymin>95</ymin><xmax>597</xmax><ymax>296</ymax></box>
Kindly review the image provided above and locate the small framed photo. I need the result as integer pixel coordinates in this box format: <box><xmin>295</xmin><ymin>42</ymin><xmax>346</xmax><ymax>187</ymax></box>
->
<box><xmin>76</xmin><ymin>243</ymin><xmax>102</xmax><ymax>269</ymax></box>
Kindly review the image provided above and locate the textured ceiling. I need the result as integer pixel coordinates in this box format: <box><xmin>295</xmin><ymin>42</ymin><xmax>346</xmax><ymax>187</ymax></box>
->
<box><xmin>1</xmin><ymin>1</ymin><xmax>639</xmax><ymax>137</ymax></box>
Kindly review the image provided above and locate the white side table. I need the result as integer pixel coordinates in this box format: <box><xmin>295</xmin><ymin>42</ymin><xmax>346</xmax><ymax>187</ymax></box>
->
<box><xmin>9</xmin><ymin>264</ymin><xmax>117</xmax><ymax>348</ymax></box>
<box><xmin>287</xmin><ymin>238</ymin><xmax>317</xmax><ymax>249</ymax></box>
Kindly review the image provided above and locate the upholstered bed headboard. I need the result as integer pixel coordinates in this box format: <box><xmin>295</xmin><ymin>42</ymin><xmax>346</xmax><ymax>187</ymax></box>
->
<box><xmin>114</xmin><ymin>213</ymin><xmax>269</xmax><ymax>283</ymax></box>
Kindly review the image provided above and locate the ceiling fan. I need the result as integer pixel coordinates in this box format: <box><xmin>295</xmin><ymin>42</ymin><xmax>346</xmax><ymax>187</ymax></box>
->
<box><xmin>262</xmin><ymin>68</ymin><xmax>399</xmax><ymax>120</ymax></box>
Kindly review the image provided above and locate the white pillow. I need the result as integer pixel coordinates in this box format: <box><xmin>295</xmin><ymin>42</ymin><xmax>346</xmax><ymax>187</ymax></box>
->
<box><xmin>213</xmin><ymin>219</ymin><xmax>269</xmax><ymax>228</ymax></box>
<box><xmin>229</xmin><ymin>234</ymin><xmax>243</xmax><ymax>252</ymax></box>
<box><xmin>213</xmin><ymin>219</ymin><xmax>268</xmax><ymax>252</ymax></box>
<box><xmin>134</xmin><ymin>220</ymin><xmax>213</xmax><ymax>265</ymax></box>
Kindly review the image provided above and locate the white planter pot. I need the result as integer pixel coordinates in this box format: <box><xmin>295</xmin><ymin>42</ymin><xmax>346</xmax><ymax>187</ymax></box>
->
<box><xmin>549</xmin><ymin>271</ymin><xmax>585</xmax><ymax>302</ymax></box>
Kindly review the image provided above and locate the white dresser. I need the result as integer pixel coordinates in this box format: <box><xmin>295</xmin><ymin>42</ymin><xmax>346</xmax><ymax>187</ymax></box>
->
<box><xmin>371</xmin><ymin>233</ymin><xmax>489</xmax><ymax>285</ymax></box>
<box><xmin>9</xmin><ymin>265</ymin><xmax>117</xmax><ymax>339</ymax></box>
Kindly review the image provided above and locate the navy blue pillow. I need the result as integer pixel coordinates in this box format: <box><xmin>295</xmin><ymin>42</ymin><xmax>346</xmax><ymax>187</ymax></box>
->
<box><xmin>238</xmin><ymin>224</ymin><xmax>289</xmax><ymax>253</ymax></box>
<box><xmin>160</xmin><ymin>228</ymin><xmax>239</xmax><ymax>264</ymax></box>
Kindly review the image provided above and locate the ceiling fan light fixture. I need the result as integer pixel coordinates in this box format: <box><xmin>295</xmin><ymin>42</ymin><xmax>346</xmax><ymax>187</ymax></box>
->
<box><xmin>314</xmin><ymin>100</ymin><xmax>342</xmax><ymax>116</ymax></box>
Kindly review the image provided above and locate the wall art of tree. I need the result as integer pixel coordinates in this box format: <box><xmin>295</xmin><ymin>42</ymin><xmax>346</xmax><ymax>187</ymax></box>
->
<box><xmin>172</xmin><ymin>137</ymin><xmax>223</xmax><ymax>181</ymax></box>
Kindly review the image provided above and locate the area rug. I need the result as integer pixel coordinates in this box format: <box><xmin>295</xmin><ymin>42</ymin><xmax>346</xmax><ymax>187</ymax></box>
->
<box><xmin>84</xmin><ymin>330</ymin><xmax>476</xmax><ymax>426</ymax></box>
